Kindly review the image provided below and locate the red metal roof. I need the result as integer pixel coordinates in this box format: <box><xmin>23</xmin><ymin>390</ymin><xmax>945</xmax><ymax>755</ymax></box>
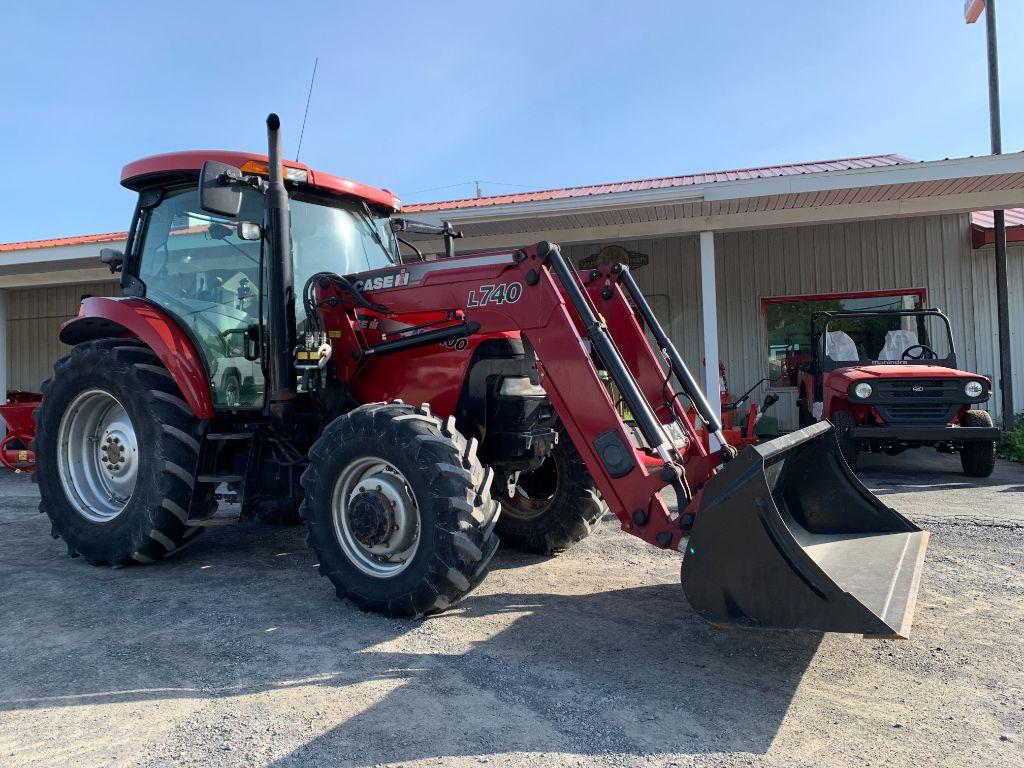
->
<box><xmin>0</xmin><ymin>230</ymin><xmax>128</xmax><ymax>253</ymax></box>
<box><xmin>970</xmin><ymin>208</ymin><xmax>1024</xmax><ymax>229</ymax></box>
<box><xmin>404</xmin><ymin>154</ymin><xmax>915</xmax><ymax>212</ymax></box>
<box><xmin>970</xmin><ymin>208</ymin><xmax>1024</xmax><ymax>248</ymax></box>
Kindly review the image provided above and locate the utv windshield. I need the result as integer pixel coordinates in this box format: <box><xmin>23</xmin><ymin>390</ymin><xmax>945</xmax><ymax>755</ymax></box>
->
<box><xmin>820</xmin><ymin>312</ymin><xmax>954</xmax><ymax>365</ymax></box>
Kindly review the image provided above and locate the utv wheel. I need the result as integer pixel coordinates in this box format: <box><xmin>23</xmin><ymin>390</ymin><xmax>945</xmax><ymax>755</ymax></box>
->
<box><xmin>828</xmin><ymin>410</ymin><xmax>858</xmax><ymax>470</ymax></box>
<box><xmin>959</xmin><ymin>410</ymin><xmax>996</xmax><ymax>478</ymax></box>
<box><xmin>494</xmin><ymin>431</ymin><xmax>606</xmax><ymax>554</ymax></box>
<box><xmin>300</xmin><ymin>403</ymin><xmax>500</xmax><ymax>619</ymax></box>
<box><xmin>34</xmin><ymin>339</ymin><xmax>214</xmax><ymax>565</ymax></box>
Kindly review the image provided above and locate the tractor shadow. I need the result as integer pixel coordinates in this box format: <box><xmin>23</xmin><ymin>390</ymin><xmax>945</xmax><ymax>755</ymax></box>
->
<box><xmin>272</xmin><ymin>575</ymin><xmax>823</xmax><ymax>764</ymax></box>
<box><xmin>0</xmin><ymin>499</ymin><xmax>820</xmax><ymax>764</ymax></box>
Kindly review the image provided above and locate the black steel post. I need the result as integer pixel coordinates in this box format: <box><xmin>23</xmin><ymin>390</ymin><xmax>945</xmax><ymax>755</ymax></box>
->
<box><xmin>985</xmin><ymin>0</ymin><xmax>1015</xmax><ymax>430</ymax></box>
<box><xmin>264</xmin><ymin>113</ymin><xmax>297</xmax><ymax>430</ymax></box>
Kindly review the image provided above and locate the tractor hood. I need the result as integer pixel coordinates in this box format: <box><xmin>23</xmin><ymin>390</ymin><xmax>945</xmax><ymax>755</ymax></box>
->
<box><xmin>829</xmin><ymin>365</ymin><xmax>990</xmax><ymax>389</ymax></box>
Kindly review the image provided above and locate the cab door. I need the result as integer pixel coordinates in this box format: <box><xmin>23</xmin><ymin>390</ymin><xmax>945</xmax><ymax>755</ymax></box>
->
<box><xmin>133</xmin><ymin>185</ymin><xmax>265</xmax><ymax>409</ymax></box>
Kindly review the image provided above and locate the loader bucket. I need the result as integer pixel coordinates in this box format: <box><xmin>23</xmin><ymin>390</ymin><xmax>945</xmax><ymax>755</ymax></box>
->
<box><xmin>681</xmin><ymin>421</ymin><xmax>928</xmax><ymax>638</ymax></box>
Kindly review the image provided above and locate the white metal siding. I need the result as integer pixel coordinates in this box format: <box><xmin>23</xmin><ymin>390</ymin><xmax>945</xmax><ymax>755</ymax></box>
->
<box><xmin>566</xmin><ymin>213</ymin><xmax>1022</xmax><ymax>430</ymax></box>
<box><xmin>564</xmin><ymin>235</ymin><xmax>705</xmax><ymax>367</ymax></box>
<box><xmin>6</xmin><ymin>281</ymin><xmax>121</xmax><ymax>392</ymax></box>
<box><xmin>971</xmin><ymin>240</ymin><xmax>1024</xmax><ymax>421</ymax></box>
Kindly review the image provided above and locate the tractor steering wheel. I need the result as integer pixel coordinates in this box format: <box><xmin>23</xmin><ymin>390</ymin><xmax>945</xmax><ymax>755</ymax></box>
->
<box><xmin>901</xmin><ymin>344</ymin><xmax>936</xmax><ymax>361</ymax></box>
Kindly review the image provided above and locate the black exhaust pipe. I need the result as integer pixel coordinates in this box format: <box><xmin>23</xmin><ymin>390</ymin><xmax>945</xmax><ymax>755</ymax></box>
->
<box><xmin>264</xmin><ymin>113</ymin><xmax>297</xmax><ymax>430</ymax></box>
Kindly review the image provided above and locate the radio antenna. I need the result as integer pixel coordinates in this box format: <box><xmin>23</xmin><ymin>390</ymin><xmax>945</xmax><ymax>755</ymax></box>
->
<box><xmin>295</xmin><ymin>57</ymin><xmax>319</xmax><ymax>162</ymax></box>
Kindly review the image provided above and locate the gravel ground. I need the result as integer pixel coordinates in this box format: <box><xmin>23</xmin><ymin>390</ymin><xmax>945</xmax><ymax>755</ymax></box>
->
<box><xmin>0</xmin><ymin>449</ymin><xmax>1021</xmax><ymax>768</ymax></box>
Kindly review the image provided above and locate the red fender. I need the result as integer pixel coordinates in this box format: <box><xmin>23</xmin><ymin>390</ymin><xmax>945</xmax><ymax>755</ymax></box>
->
<box><xmin>59</xmin><ymin>297</ymin><xmax>215</xmax><ymax>419</ymax></box>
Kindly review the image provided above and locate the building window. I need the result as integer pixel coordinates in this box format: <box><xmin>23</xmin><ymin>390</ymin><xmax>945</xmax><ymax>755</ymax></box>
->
<box><xmin>763</xmin><ymin>289</ymin><xmax>926</xmax><ymax>388</ymax></box>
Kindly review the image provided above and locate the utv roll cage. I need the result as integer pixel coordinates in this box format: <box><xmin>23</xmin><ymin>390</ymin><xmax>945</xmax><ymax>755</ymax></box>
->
<box><xmin>808</xmin><ymin>308</ymin><xmax>958</xmax><ymax>375</ymax></box>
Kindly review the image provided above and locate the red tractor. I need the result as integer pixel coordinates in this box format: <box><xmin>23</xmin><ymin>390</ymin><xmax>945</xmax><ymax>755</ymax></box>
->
<box><xmin>34</xmin><ymin>115</ymin><xmax>929</xmax><ymax>637</ymax></box>
<box><xmin>795</xmin><ymin>309</ymin><xmax>1000</xmax><ymax>476</ymax></box>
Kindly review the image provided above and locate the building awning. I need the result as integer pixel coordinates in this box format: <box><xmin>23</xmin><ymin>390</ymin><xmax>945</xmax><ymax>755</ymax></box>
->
<box><xmin>403</xmin><ymin>152</ymin><xmax>1024</xmax><ymax>251</ymax></box>
<box><xmin>2</xmin><ymin>151</ymin><xmax>1024</xmax><ymax>287</ymax></box>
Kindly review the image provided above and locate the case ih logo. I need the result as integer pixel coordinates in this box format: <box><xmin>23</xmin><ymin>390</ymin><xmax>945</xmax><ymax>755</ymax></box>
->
<box><xmin>579</xmin><ymin>244</ymin><xmax>649</xmax><ymax>270</ymax></box>
<box><xmin>352</xmin><ymin>271</ymin><xmax>410</xmax><ymax>291</ymax></box>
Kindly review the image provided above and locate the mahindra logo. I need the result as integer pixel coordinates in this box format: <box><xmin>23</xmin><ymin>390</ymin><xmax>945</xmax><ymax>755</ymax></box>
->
<box><xmin>912</xmin><ymin>385</ymin><xmax>925</xmax><ymax>392</ymax></box>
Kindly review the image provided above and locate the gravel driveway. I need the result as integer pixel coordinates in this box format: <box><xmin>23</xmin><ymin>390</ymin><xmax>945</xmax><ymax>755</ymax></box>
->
<box><xmin>0</xmin><ymin>450</ymin><xmax>1021</xmax><ymax>768</ymax></box>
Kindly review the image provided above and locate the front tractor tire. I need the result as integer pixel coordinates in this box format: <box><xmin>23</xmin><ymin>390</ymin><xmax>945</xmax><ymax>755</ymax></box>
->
<box><xmin>300</xmin><ymin>403</ymin><xmax>500</xmax><ymax>619</ymax></box>
<box><xmin>959</xmin><ymin>410</ymin><xmax>997</xmax><ymax>478</ymax></box>
<box><xmin>35</xmin><ymin>339</ymin><xmax>214</xmax><ymax>565</ymax></box>
<box><xmin>494</xmin><ymin>431</ymin><xmax>607</xmax><ymax>554</ymax></box>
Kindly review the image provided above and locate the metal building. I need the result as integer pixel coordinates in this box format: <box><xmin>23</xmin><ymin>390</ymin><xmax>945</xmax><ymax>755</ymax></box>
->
<box><xmin>0</xmin><ymin>152</ymin><xmax>1022</xmax><ymax>432</ymax></box>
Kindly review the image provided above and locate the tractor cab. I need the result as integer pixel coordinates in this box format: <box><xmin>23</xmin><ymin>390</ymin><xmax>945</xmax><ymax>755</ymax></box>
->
<box><xmin>115</xmin><ymin>151</ymin><xmax>402</xmax><ymax>409</ymax></box>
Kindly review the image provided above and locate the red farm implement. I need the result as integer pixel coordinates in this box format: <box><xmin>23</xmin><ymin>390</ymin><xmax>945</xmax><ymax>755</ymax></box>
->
<box><xmin>0</xmin><ymin>391</ymin><xmax>41</xmax><ymax>472</ymax></box>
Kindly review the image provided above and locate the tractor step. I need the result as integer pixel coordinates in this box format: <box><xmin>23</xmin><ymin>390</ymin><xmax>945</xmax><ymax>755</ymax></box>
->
<box><xmin>185</xmin><ymin>511</ymin><xmax>242</xmax><ymax>528</ymax></box>
<box><xmin>204</xmin><ymin>432</ymin><xmax>253</xmax><ymax>441</ymax></box>
<box><xmin>197</xmin><ymin>473</ymin><xmax>244</xmax><ymax>484</ymax></box>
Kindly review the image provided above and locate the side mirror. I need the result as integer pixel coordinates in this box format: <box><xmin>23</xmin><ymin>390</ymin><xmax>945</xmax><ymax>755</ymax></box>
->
<box><xmin>199</xmin><ymin>161</ymin><xmax>244</xmax><ymax>217</ymax></box>
<box><xmin>238</xmin><ymin>222</ymin><xmax>262</xmax><ymax>241</ymax></box>
<box><xmin>99</xmin><ymin>248</ymin><xmax>124</xmax><ymax>273</ymax></box>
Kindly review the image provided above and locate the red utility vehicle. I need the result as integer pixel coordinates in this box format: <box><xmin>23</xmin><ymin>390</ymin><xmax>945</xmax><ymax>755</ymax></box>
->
<box><xmin>32</xmin><ymin>115</ymin><xmax>929</xmax><ymax>638</ymax></box>
<box><xmin>795</xmin><ymin>308</ymin><xmax>1000</xmax><ymax>476</ymax></box>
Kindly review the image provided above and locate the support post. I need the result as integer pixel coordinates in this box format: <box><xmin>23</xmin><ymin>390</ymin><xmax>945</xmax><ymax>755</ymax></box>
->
<box><xmin>699</xmin><ymin>231</ymin><xmax>721</xmax><ymax>443</ymax></box>
<box><xmin>984</xmin><ymin>0</ymin><xmax>1014</xmax><ymax>429</ymax></box>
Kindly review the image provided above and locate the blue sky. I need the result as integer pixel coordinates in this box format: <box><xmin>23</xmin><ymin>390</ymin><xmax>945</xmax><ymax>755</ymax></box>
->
<box><xmin>2</xmin><ymin>1</ymin><xmax>1021</xmax><ymax>243</ymax></box>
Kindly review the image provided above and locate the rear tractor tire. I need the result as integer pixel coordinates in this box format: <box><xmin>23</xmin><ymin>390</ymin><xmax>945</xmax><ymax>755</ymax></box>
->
<box><xmin>494</xmin><ymin>431</ymin><xmax>607</xmax><ymax>554</ymax></box>
<box><xmin>34</xmin><ymin>339</ymin><xmax>214</xmax><ymax>565</ymax></box>
<box><xmin>828</xmin><ymin>410</ymin><xmax>858</xmax><ymax>470</ymax></box>
<box><xmin>300</xmin><ymin>402</ymin><xmax>500</xmax><ymax>619</ymax></box>
<box><xmin>959</xmin><ymin>410</ymin><xmax>996</xmax><ymax>478</ymax></box>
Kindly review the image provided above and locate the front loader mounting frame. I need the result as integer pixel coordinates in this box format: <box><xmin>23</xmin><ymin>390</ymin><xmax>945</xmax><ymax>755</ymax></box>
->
<box><xmin>318</xmin><ymin>241</ymin><xmax>697</xmax><ymax>551</ymax></box>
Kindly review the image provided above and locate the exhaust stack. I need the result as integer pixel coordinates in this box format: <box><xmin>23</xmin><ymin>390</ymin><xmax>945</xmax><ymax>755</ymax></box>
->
<box><xmin>264</xmin><ymin>113</ymin><xmax>297</xmax><ymax>428</ymax></box>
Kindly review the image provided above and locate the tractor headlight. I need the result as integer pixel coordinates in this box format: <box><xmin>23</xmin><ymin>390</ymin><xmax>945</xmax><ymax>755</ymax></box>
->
<box><xmin>499</xmin><ymin>376</ymin><xmax>546</xmax><ymax>398</ymax></box>
<box><xmin>964</xmin><ymin>381</ymin><xmax>985</xmax><ymax>398</ymax></box>
<box><xmin>853</xmin><ymin>382</ymin><xmax>873</xmax><ymax>399</ymax></box>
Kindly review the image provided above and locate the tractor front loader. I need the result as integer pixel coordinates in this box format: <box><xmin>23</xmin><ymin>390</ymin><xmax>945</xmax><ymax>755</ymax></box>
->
<box><xmin>35</xmin><ymin>115</ymin><xmax>928</xmax><ymax>637</ymax></box>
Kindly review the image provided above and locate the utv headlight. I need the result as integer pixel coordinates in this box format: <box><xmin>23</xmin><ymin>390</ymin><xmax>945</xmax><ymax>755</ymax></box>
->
<box><xmin>964</xmin><ymin>381</ymin><xmax>985</xmax><ymax>398</ymax></box>
<box><xmin>853</xmin><ymin>382</ymin><xmax>873</xmax><ymax>399</ymax></box>
<box><xmin>499</xmin><ymin>376</ymin><xmax>546</xmax><ymax>397</ymax></box>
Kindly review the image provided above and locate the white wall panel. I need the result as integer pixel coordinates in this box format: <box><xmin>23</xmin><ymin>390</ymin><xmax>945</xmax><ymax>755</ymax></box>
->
<box><xmin>563</xmin><ymin>213</ymin><xmax>1022</xmax><ymax>430</ymax></box>
<box><xmin>6</xmin><ymin>281</ymin><xmax>121</xmax><ymax>392</ymax></box>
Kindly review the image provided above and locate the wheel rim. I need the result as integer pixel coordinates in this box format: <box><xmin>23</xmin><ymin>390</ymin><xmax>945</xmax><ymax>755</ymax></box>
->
<box><xmin>503</xmin><ymin>457</ymin><xmax>559</xmax><ymax>521</ymax></box>
<box><xmin>331</xmin><ymin>457</ymin><xmax>420</xmax><ymax>578</ymax></box>
<box><xmin>56</xmin><ymin>389</ymin><xmax>138</xmax><ymax>523</ymax></box>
